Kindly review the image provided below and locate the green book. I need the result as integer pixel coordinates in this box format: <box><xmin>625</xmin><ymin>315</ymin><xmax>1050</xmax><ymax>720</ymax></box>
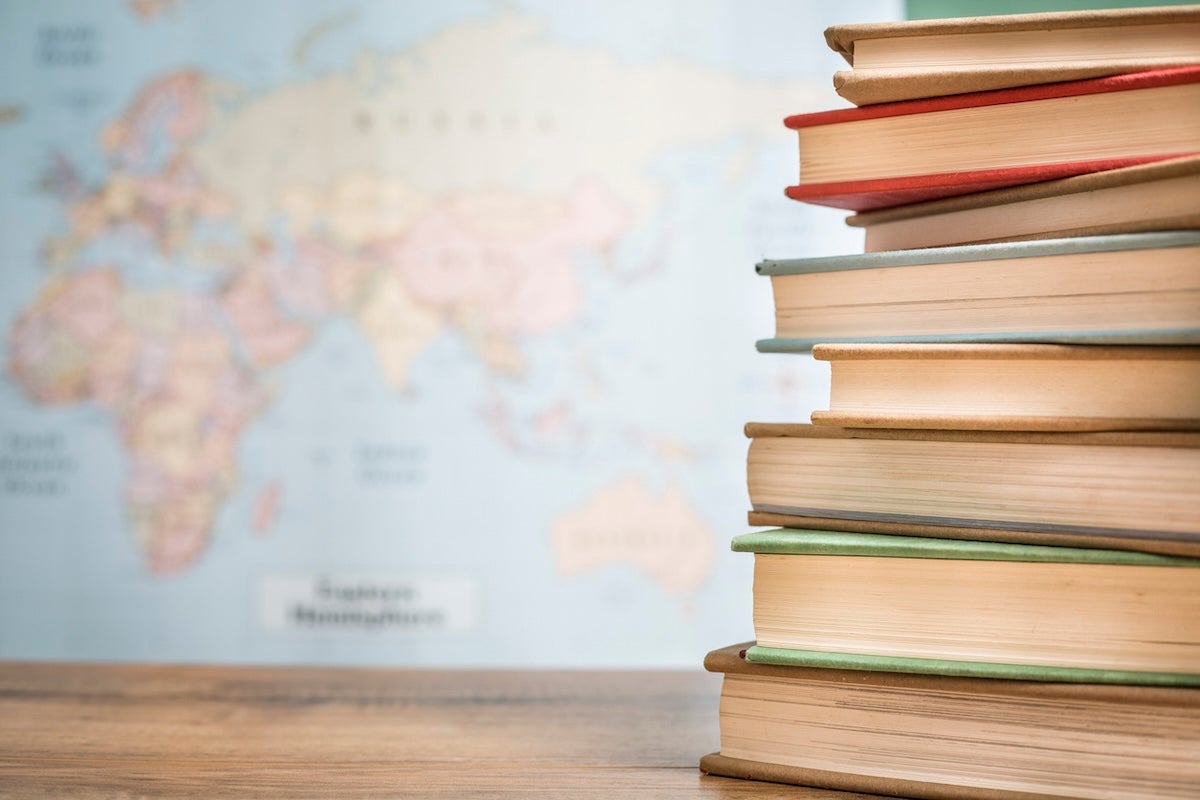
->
<box><xmin>735</xmin><ymin>528</ymin><xmax>1200</xmax><ymax>685</ymax></box>
<box><xmin>755</xmin><ymin>231</ymin><xmax>1200</xmax><ymax>351</ymax></box>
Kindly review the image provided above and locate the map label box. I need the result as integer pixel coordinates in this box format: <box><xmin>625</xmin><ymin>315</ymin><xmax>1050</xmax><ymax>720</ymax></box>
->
<box><xmin>258</xmin><ymin>573</ymin><xmax>477</xmax><ymax>636</ymax></box>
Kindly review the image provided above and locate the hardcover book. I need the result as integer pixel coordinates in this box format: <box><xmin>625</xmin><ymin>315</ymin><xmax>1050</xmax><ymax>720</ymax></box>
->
<box><xmin>810</xmin><ymin>342</ymin><xmax>1200</xmax><ymax>432</ymax></box>
<box><xmin>755</xmin><ymin>231</ymin><xmax>1200</xmax><ymax>351</ymax></box>
<box><xmin>733</xmin><ymin>528</ymin><xmax>1200</xmax><ymax>684</ymax></box>
<box><xmin>700</xmin><ymin>643</ymin><xmax>1200</xmax><ymax>800</ymax></box>
<box><xmin>824</xmin><ymin>5</ymin><xmax>1200</xmax><ymax>106</ymax></box>
<box><xmin>782</xmin><ymin>67</ymin><xmax>1200</xmax><ymax>210</ymax></box>
<box><xmin>845</xmin><ymin>155</ymin><xmax>1200</xmax><ymax>251</ymax></box>
<box><xmin>744</xmin><ymin>423</ymin><xmax>1200</xmax><ymax>557</ymax></box>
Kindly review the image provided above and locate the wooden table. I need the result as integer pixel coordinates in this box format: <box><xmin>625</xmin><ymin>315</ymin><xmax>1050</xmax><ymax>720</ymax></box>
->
<box><xmin>0</xmin><ymin>661</ymin><xmax>880</xmax><ymax>798</ymax></box>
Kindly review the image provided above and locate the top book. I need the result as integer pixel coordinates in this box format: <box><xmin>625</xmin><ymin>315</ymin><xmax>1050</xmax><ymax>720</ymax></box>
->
<box><xmin>826</xmin><ymin>5</ymin><xmax>1200</xmax><ymax>105</ymax></box>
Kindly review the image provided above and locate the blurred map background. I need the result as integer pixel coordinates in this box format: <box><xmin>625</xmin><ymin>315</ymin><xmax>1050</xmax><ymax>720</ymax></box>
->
<box><xmin>0</xmin><ymin>0</ymin><xmax>893</xmax><ymax>666</ymax></box>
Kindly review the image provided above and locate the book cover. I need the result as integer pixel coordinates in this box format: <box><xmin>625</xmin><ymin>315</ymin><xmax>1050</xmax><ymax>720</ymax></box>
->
<box><xmin>844</xmin><ymin>156</ymin><xmax>1200</xmax><ymax>251</ymax></box>
<box><xmin>700</xmin><ymin>644</ymin><xmax>1200</xmax><ymax>800</ymax></box>
<box><xmin>824</xmin><ymin>6</ymin><xmax>1200</xmax><ymax>105</ymax></box>
<box><xmin>743</xmin><ymin>644</ymin><xmax>1200</xmax><ymax>686</ymax></box>
<box><xmin>745</xmin><ymin>510</ymin><xmax>1200</xmax><ymax>559</ymax></box>
<box><xmin>784</xmin><ymin>67</ymin><xmax>1200</xmax><ymax>128</ymax></box>
<box><xmin>756</xmin><ymin>230</ymin><xmax>1200</xmax><ymax>272</ymax></box>
<box><xmin>781</xmin><ymin>67</ymin><xmax>1200</xmax><ymax>211</ymax></box>
<box><xmin>785</xmin><ymin>158</ymin><xmax>1176</xmax><ymax>212</ymax></box>
<box><xmin>732</xmin><ymin>527</ymin><xmax>1194</xmax><ymax>565</ymax></box>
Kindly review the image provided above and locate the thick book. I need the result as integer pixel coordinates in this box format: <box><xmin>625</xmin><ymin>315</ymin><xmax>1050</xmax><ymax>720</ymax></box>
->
<box><xmin>810</xmin><ymin>342</ymin><xmax>1200</xmax><ymax>432</ymax></box>
<box><xmin>755</xmin><ymin>231</ymin><xmax>1200</xmax><ymax>350</ymax></box>
<box><xmin>845</xmin><ymin>156</ymin><xmax>1200</xmax><ymax>252</ymax></box>
<box><xmin>733</xmin><ymin>528</ymin><xmax>1200</xmax><ymax>684</ymax></box>
<box><xmin>700</xmin><ymin>643</ymin><xmax>1200</xmax><ymax>800</ymax></box>
<box><xmin>824</xmin><ymin>5</ymin><xmax>1200</xmax><ymax>106</ymax></box>
<box><xmin>782</xmin><ymin>67</ymin><xmax>1200</xmax><ymax>211</ymax></box>
<box><xmin>744</xmin><ymin>423</ymin><xmax>1200</xmax><ymax>557</ymax></box>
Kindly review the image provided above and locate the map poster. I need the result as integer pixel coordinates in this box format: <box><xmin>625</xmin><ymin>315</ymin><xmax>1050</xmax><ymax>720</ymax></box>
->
<box><xmin>0</xmin><ymin>0</ymin><xmax>892</xmax><ymax>666</ymax></box>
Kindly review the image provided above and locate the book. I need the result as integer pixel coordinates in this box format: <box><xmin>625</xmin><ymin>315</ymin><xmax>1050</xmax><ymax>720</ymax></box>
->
<box><xmin>700</xmin><ymin>643</ymin><xmax>1200</xmax><ymax>800</ymax></box>
<box><xmin>733</xmin><ymin>528</ymin><xmax>1200</xmax><ymax>684</ymax></box>
<box><xmin>755</xmin><ymin>231</ymin><xmax>1200</xmax><ymax>351</ymax></box>
<box><xmin>845</xmin><ymin>156</ymin><xmax>1200</xmax><ymax>252</ymax></box>
<box><xmin>782</xmin><ymin>67</ymin><xmax>1200</xmax><ymax>211</ymax></box>
<box><xmin>824</xmin><ymin>5</ymin><xmax>1200</xmax><ymax>106</ymax></box>
<box><xmin>744</xmin><ymin>423</ymin><xmax>1200</xmax><ymax>557</ymax></box>
<box><xmin>810</xmin><ymin>342</ymin><xmax>1200</xmax><ymax>432</ymax></box>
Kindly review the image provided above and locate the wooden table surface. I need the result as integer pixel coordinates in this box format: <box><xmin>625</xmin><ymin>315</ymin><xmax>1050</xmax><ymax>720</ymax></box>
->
<box><xmin>0</xmin><ymin>661</ymin><xmax>882</xmax><ymax>799</ymax></box>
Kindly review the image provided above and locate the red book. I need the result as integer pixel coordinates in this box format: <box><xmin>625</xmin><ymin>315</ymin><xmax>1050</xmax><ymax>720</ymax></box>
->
<box><xmin>783</xmin><ymin>66</ymin><xmax>1200</xmax><ymax>211</ymax></box>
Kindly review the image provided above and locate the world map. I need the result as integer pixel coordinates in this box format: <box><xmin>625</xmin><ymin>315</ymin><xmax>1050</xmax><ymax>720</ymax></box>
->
<box><xmin>0</xmin><ymin>0</ymin><xmax>886</xmax><ymax>666</ymax></box>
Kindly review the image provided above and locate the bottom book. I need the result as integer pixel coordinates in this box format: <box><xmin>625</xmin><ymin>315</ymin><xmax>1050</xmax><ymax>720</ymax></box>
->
<box><xmin>701</xmin><ymin>643</ymin><xmax>1200</xmax><ymax>800</ymax></box>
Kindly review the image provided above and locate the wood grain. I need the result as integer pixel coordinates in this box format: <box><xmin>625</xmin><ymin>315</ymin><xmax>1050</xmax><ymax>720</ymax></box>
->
<box><xmin>0</xmin><ymin>662</ymin><xmax>881</xmax><ymax>798</ymax></box>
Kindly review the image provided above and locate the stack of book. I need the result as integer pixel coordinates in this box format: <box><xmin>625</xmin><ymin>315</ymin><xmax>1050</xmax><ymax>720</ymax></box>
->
<box><xmin>701</xmin><ymin>7</ymin><xmax>1200</xmax><ymax>799</ymax></box>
